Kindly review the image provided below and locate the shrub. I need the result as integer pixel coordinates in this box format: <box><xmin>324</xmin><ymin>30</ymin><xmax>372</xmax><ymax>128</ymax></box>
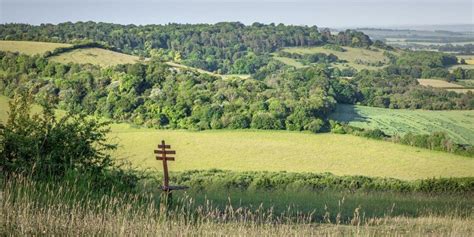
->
<box><xmin>0</xmin><ymin>92</ymin><xmax>116</xmax><ymax>179</ymax></box>
<box><xmin>251</xmin><ymin>112</ymin><xmax>283</xmax><ymax>130</ymax></box>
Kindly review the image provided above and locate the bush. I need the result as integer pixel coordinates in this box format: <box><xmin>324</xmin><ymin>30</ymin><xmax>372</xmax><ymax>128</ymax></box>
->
<box><xmin>251</xmin><ymin>112</ymin><xmax>283</xmax><ymax>130</ymax></box>
<box><xmin>171</xmin><ymin>170</ymin><xmax>474</xmax><ymax>195</ymax></box>
<box><xmin>304</xmin><ymin>119</ymin><xmax>325</xmax><ymax>133</ymax></box>
<box><xmin>0</xmin><ymin>93</ymin><xmax>116</xmax><ymax>179</ymax></box>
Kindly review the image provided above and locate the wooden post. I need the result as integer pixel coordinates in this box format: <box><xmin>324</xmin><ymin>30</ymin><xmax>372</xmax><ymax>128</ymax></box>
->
<box><xmin>154</xmin><ymin>140</ymin><xmax>187</xmax><ymax>214</ymax></box>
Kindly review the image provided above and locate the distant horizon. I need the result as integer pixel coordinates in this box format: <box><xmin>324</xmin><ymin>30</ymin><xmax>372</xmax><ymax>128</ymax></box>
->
<box><xmin>1</xmin><ymin>0</ymin><xmax>472</xmax><ymax>29</ymax></box>
<box><xmin>1</xmin><ymin>21</ymin><xmax>473</xmax><ymax>33</ymax></box>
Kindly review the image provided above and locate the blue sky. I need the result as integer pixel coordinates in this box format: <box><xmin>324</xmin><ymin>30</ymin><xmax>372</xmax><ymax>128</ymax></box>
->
<box><xmin>1</xmin><ymin>0</ymin><xmax>473</xmax><ymax>27</ymax></box>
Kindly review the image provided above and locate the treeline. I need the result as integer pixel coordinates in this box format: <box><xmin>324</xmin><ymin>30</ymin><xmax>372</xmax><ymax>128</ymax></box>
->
<box><xmin>353</xmin><ymin>71</ymin><xmax>473</xmax><ymax>110</ymax></box>
<box><xmin>171</xmin><ymin>170</ymin><xmax>474</xmax><ymax>195</ymax></box>
<box><xmin>0</xmin><ymin>51</ymin><xmax>339</xmax><ymax>132</ymax></box>
<box><xmin>0</xmin><ymin>22</ymin><xmax>373</xmax><ymax>74</ymax></box>
<box><xmin>437</xmin><ymin>44</ymin><xmax>473</xmax><ymax>54</ymax></box>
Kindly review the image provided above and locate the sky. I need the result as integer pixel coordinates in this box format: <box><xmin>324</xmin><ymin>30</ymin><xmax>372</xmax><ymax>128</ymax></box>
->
<box><xmin>0</xmin><ymin>0</ymin><xmax>473</xmax><ymax>28</ymax></box>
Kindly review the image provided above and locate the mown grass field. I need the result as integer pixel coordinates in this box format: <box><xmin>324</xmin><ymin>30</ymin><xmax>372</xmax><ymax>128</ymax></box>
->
<box><xmin>1</xmin><ymin>95</ymin><xmax>473</xmax><ymax>180</ymax></box>
<box><xmin>330</xmin><ymin>104</ymin><xmax>474</xmax><ymax>145</ymax></box>
<box><xmin>417</xmin><ymin>78</ymin><xmax>474</xmax><ymax>93</ymax></box>
<box><xmin>0</xmin><ymin>40</ymin><xmax>71</xmax><ymax>55</ymax></box>
<box><xmin>418</xmin><ymin>79</ymin><xmax>464</xmax><ymax>88</ymax></box>
<box><xmin>49</xmin><ymin>47</ymin><xmax>141</xmax><ymax>67</ymax></box>
<box><xmin>279</xmin><ymin>46</ymin><xmax>393</xmax><ymax>70</ymax></box>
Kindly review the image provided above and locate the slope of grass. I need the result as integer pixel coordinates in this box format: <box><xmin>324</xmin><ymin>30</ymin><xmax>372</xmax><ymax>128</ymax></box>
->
<box><xmin>417</xmin><ymin>78</ymin><xmax>474</xmax><ymax>93</ymax></box>
<box><xmin>272</xmin><ymin>56</ymin><xmax>305</xmax><ymax>68</ymax></box>
<box><xmin>330</xmin><ymin>104</ymin><xmax>474</xmax><ymax>145</ymax></box>
<box><xmin>0</xmin><ymin>40</ymin><xmax>71</xmax><ymax>55</ymax></box>
<box><xmin>49</xmin><ymin>47</ymin><xmax>141</xmax><ymax>67</ymax></box>
<box><xmin>1</xmin><ymin>95</ymin><xmax>473</xmax><ymax>180</ymax></box>
<box><xmin>417</xmin><ymin>79</ymin><xmax>464</xmax><ymax>88</ymax></box>
<box><xmin>280</xmin><ymin>46</ymin><xmax>393</xmax><ymax>70</ymax></box>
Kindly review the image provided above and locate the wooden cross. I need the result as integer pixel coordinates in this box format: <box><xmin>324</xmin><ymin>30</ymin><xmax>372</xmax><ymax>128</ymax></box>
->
<box><xmin>154</xmin><ymin>140</ymin><xmax>176</xmax><ymax>190</ymax></box>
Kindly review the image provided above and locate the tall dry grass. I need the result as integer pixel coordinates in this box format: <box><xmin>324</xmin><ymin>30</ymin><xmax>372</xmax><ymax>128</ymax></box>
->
<box><xmin>1</xmin><ymin>176</ymin><xmax>473</xmax><ymax>236</ymax></box>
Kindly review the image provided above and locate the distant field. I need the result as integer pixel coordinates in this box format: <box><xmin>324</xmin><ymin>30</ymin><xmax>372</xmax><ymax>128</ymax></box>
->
<box><xmin>417</xmin><ymin>79</ymin><xmax>474</xmax><ymax>93</ymax></box>
<box><xmin>457</xmin><ymin>55</ymin><xmax>474</xmax><ymax>65</ymax></box>
<box><xmin>1</xmin><ymin>95</ymin><xmax>473</xmax><ymax>180</ymax></box>
<box><xmin>385</xmin><ymin>39</ymin><xmax>474</xmax><ymax>46</ymax></box>
<box><xmin>417</xmin><ymin>79</ymin><xmax>464</xmax><ymax>88</ymax></box>
<box><xmin>49</xmin><ymin>47</ymin><xmax>141</xmax><ymax>67</ymax></box>
<box><xmin>280</xmin><ymin>46</ymin><xmax>393</xmax><ymax>70</ymax></box>
<box><xmin>273</xmin><ymin>56</ymin><xmax>305</xmax><ymax>68</ymax></box>
<box><xmin>330</xmin><ymin>104</ymin><xmax>474</xmax><ymax>145</ymax></box>
<box><xmin>0</xmin><ymin>40</ymin><xmax>71</xmax><ymax>55</ymax></box>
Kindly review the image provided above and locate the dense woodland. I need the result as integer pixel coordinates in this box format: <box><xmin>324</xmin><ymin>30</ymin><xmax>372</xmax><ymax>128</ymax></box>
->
<box><xmin>0</xmin><ymin>22</ymin><xmax>373</xmax><ymax>73</ymax></box>
<box><xmin>1</xmin><ymin>51</ymin><xmax>472</xmax><ymax>133</ymax></box>
<box><xmin>0</xmin><ymin>22</ymin><xmax>473</xmax><ymax>133</ymax></box>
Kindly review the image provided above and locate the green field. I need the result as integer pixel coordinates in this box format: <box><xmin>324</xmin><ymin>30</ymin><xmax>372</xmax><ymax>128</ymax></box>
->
<box><xmin>107</xmin><ymin>126</ymin><xmax>474</xmax><ymax>180</ymax></box>
<box><xmin>330</xmin><ymin>104</ymin><xmax>474</xmax><ymax>145</ymax></box>
<box><xmin>49</xmin><ymin>47</ymin><xmax>142</xmax><ymax>67</ymax></box>
<box><xmin>273</xmin><ymin>55</ymin><xmax>305</xmax><ymax>68</ymax></box>
<box><xmin>1</xmin><ymin>95</ymin><xmax>473</xmax><ymax>180</ymax></box>
<box><xmin>0</xmin><ymin>40</ymin><xmax>71</xmax><ymax>55</ymax></box>
<box><xmin>279</xmin><ymin>46</ymin><xmax>394</xmax><ymax>70</ymax></box>
<box><xmin>417</xmin><ymin>79</ymin><xmax>474</xmax><ymax>93</ymax></box>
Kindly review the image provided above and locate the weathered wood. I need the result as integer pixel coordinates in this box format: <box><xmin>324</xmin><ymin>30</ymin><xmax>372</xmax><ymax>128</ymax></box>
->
<box><xmin>158</xmin><ymin>144</ymin><xmax>171</xmax><ymax>149</ymax></box>
<box><xmin>160</xmin><ymin>140</ymin><xmax>170</xmax><ymax>188</ymax></box>
<box><xmin>157</xmin><ymin>157</ymin><xmax>175</xmax><ymax>161</ymax></box>
<box><xmin>154</xmin><ymin>150</ymin><xmax>176</xmax><ymax>155</ymax></box>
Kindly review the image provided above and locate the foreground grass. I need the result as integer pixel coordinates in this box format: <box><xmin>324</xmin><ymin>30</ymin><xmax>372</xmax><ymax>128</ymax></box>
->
<box><xmin>330</xmin><ymin>104</ymin><xmax>474</xmax><ymax>145</ymax></box>
<box><xmin>1</xmin><ymin>176</ymin><xmax>473</xmax><ymax>236</ymax></box>
<box><xmin>0</xmin><ymin>40</ymin><xmax>70</xmax><ymax>55</ymax></box>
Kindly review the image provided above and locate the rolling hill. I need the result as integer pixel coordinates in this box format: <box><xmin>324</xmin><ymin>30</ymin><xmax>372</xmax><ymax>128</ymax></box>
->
<box><xmin>276</xmin><ymin>46</ymin><xmax>395</xmax><ymax>70</ymax></box>
<box><xmin>1</xmin><ymin>95</ymin><xmax>473</xmax><ymax>180</ymax></box>
<box><xmin>0</xmin><ymin>40</ymin><xmax>71</xmax><ymax>55</ymax></box>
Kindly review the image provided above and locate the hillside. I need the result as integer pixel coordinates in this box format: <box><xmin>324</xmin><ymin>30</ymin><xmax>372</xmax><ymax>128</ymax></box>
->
<box><xmin>0</xmin><ymin>40</ymin><xmax>71</xmax><ymax>55</ymax></box>
<box><xmin>2</xmin><ymin>95</ymin><xmax>472</xmax><ymax>180</ymax></box>
<box><xmin>330</xmin><ymin>104</ymin><xmax>474</xmax><ymax>145</ymax></box>
<box><xmin>49</xmin><ymin>47</ymin><xmax>141</xmax><ymax>67</ymax></box>
<box><xmin>277</xmin><ymin>46</ymin><xmax>394</xmax><ymax>70</ymax></box>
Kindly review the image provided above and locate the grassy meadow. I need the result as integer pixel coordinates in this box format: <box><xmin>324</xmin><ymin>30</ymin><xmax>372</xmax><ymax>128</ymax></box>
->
<box><xmin>330</xmin><ymin>104</ymin><xmax>474</xmax><ymax>145</ymax></box>
<box><xmin>417</xmin><ymin>78</ymin><xmax>474</xmax><ymax>93</ymax></box>
<box><xmin>280</xmin><ymin>46</ymin><xmax>393</xmax><ymax>70</ymax></box>
<box><xmin>108</xmin><ymin>125</ymin><xmax>474</xmax><ymax>180</ymax></box>
<box><xmin>0</xmin><ymin>40</ymin><xmax>71</xmax><ymax>55</ymax></box>
<box><xmin>49</xmin><ymin>47</ymin><xmax>141</xmax><ymax>67</ymax></box>
<box><xmin>1</xmin><ymin>95</ymin><xmax>473</xmax><ymax>180</ymax></box>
